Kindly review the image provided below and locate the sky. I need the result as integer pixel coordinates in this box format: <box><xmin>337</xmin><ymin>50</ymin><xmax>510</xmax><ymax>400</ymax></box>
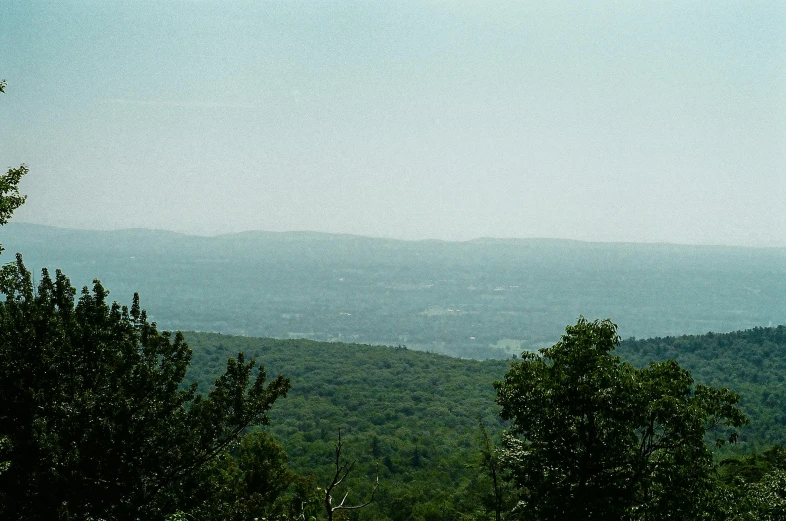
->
<box><xmin>1</xmin><ymin>1</ymin><xmax>784</xmax><ymax>245</ymax></box>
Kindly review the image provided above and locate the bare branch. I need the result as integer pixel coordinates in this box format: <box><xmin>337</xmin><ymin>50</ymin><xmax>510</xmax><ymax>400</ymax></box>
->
<box><xmin>334</xmin><ymin>475</ymin><xmax>379</xmax><ymax>512</ymax></box>
<box><xmin>324</xmin><ymin>428</ymin><xmax>380</xmax><ymax>521</ymax></box>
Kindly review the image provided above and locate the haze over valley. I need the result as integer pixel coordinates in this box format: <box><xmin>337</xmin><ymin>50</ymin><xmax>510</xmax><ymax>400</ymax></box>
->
<box><xmin>8</xmin><ymin>222</ymin><xmax>786</xmax><ymax>359</ymax></box>
<box><xmin>3</xmin><ymin>2</ymin><xmax>786</xmax><ymax>519</ymax></box>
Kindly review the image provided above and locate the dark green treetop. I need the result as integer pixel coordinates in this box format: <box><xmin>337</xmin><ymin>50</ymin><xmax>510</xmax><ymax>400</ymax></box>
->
<box><xmin>494</xmin><ymin>317</ymin><xmax>748</xmax><ymax>521</ymax></box>
<box><xmin>0</xmin><ymin>255</ymin><xmax>290</xmax><ymax>520</ymax></box>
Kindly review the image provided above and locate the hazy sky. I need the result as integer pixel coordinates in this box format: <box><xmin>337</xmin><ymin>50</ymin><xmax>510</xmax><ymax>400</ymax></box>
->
<box><xmin>1</xmin><ymin>1</ymin><xmax>784</xmax><ymax>245</ymax></box>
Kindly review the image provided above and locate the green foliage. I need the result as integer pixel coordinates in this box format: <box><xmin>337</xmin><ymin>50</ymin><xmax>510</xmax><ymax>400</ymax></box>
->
<box><xmin>185</xmin><ymin>332</ymin><xmax>510</xmax><ymax>520</ymax></box>
<box><xmin>494</xmin><ymin>317</ymin><xmax>748</xmax><ymax>521</ymax></box>
<box><xmin>740</xmin><ymin>470</ymin><xmax>786</xmax><ymax>520</ymax></box>
<box><xmin>618</xmin><ymin>327</ymin><xmax>786</xmax><ymax>449</ymax></box>
<box><xmin>0</xmin><ymin>255</ymin><xmax>290</xmax><ymax>520</ymax></box>
<box><xmin>720</xmin><ymin>447</ymin><xmax>786</xmax><ymax>485</ymax></box>
<box><xmin>0</xmin><ymin>165</ymin><xmax>27</xmax><ymax>251</ymax></box>
<box><xmin>235</xmin><ymin>431</ymin><xmax>294</xmax><ymax>510</ymax></box>
<box><xmin>188</xmin><ymin>430</ymin><xmax>310</xmax><ymax>521</ymax></box>
<box><xmin>714</xmin><ymin>448</ymin><xmax>786</xmax><ymax>520</ymax></box>
<box><xmin>475</xmin><ymin>421</ymin><xmax>514</xmax><ymax>521</ymax></box>
<box><xmin>0</xmin><ymin>78</ymin><xmax>27</xmax><ymax>253</ymax></box>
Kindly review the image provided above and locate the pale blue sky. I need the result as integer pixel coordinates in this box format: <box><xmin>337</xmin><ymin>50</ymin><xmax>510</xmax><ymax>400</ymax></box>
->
<box><xmin>1</xmin><ymin>1</ymin><xmax>784</xmax><ymax>244</ymax></box>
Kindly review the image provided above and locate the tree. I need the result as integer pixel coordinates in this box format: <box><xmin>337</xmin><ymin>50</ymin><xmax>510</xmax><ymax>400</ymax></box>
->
<box><xmin>0</xmin><ymin>164</ymin><xmax>27</xmax><ymax>236</ymax></box>
<box><xmin>716</xmin><ymin>447</ymin><xmax>786</xmax><ymax>520</ymax></box>
<box><xmin>494</xmin><ymin>317</ymin><xmax>748</xmax><ymax>521</ymax></box>
<box><xmin>0</xmin><ymin>254</ymin><xmax>290</xmax><ymax>520</ymax></box>
<box><xmin>477</xmin><ymin>419</ymin><xmax>509</xmax><ymax>521</ymax></box>
<box><xmin>323</xmin><ymin>428</ymin><xmax>379</xmax><ymax>521</ymax></box>
<box><xmin>190</xmin><ymin>430</ymin><xmax>305</xmax><ymax>521</ymax></box>
<box><xmin>0</xmin><ymin>79</ymin><xmax>28</xmax><ymax>252</ymax></box>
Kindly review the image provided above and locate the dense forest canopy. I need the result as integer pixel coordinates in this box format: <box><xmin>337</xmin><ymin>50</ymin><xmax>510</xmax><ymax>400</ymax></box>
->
<box><xmin>7</xmin><ymin>276</ymin><xmax>786</xmax><ymax>520</ymax></box>
<box><xmin>0</xmin><ymin>255</ymin><xmax>291</xmax><ymax>520</ymax></box>
<box><xmin>184</xmin><ymin>325</ymin><xmax>786</xmax><ymax>520</ymax></box>
<box><xmin>496</xmin><ymin>318</ymin><xmax>747</xmax><ymax>520</ymax></box>
<box><xmin>618</xmin><ymin>327</ymin><xmax>786</xmax><ymax>448</ymax></box>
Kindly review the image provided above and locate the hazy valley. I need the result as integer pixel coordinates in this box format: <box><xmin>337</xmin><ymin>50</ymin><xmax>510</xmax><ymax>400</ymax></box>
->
<box><xmin>8</xmin><ymin>222</ymin><xmax>786</xmax><ymax>360</ymax></box>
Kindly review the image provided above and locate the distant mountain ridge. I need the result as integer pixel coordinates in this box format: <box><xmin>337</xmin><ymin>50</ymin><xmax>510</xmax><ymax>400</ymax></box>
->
<box><xmin>5</xmin><ymin>222</ymin><xmax>786</xmax><ymax>359</ymax></box>
<box><xmin>15</xmin><ymin>221</ymin><xmax>786</xmax><ymax>249</ymax></box>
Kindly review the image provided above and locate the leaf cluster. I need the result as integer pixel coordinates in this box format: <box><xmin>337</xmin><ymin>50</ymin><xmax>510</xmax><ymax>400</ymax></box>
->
<box><xmin>0</xmin><ymin>255</ymin><xmax>289</xmax><ymax>520</ymax></box>
<box><xmin>185</xmin><ymin>332</ymin><xmax>511</xmax><ymax>520</ymax></box>
<box><xmin>494</xmin><ymin>317</ymin><xmax>748</xmax><ymax>521</ymax></box>
<box><xmin>0</xmin><ymin>165</ymin><xmax>27</xmax><ymax>251</ymax></box>
<box><xmin>619</xmin><ymin>327</ymin><xmax>786</xmax><ymax>449</ymax></box>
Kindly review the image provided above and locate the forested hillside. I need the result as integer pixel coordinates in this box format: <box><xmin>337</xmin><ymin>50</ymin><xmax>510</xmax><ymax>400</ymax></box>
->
<box><xmin>184</xmin><ymin>326</ymin><xmax>786</xmax><ymax>519</ymax></box>
<box><xmin>186</xmin><ymin>333</ymin><xmax>510</xmax><ymax>520</ymax></box>
<box><xmin>8</xmin><ymin>223</ymin><xmax>786</xmax><ymax>359</ymax></box>
<box><xmin>619</xmin><ymin>327</ymin><xmax>786</xmax><ymax>448</ymax></box>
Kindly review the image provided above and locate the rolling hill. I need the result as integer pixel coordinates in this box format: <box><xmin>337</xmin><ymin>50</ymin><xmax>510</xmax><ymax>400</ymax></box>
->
<box><xmin>6</xmin><ymin>222</ymin><xmax>786</xmax><ymax>359</ymax></box>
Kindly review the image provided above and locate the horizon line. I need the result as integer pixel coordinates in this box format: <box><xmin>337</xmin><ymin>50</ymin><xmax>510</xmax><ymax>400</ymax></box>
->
<box><xmin>8</xmin><ymin>221</ymin><xmax>785</xmax><ymax>250</ymax></box>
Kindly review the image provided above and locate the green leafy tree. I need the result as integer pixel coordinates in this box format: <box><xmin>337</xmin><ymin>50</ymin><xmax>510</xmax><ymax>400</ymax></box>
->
<box><xmin>476</xmin><ymin>420</ymin><xmax>512</xmax><ymax>521</ymax></box>
<box><xmin>716</xmin><ymin>447</ymin><xmax>786</xmax><ymax>520</ymax></box>
<box><xmin>0</xmin><ymin>255</ymin><xmax>290</xmax><ymax>520</ymax></box>
<box><xmin>494</xmin><ymin>317</ymin><xmax>748</xmax><ymax>521</ymax></box>
<box><xmin>740</xmin><ymin>470</ymin><xmax>786</xmax><ymax>520</ymax></box>
<box><xmin>0</xmin><ymin>80</ymin><xmax>28</xmax><ymax>252</ymax></box>
<box><xmin>189</xmin><ymin>430</ymin><xmax>307</xmax><ymax>521</ymax></box>
<box><xmin>0</xmin><ymin>164</ymin><xmax>26</xmax><ymax>243</ymax></box>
